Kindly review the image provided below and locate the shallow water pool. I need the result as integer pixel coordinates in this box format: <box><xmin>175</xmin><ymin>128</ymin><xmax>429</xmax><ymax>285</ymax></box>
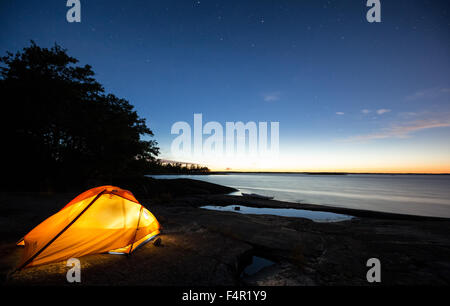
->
<box><xmin>241</xmin><ymin>256</ymin><xmax>275</xmax><ymax>276</ymax></box>
<box><xmin>200</xmin><ymin>205</ymin><xmax>353</xmax><ymax>222</ymax></box>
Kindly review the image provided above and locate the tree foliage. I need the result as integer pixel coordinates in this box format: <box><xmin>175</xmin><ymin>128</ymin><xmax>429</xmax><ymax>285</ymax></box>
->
<box><xmin>0</xmin><ymin>42</ymin><xmax>159</xmax><ymax>191</ymax></box>
<box><xmin>148</xmin><ymin>161</ymin><xmax>210</xmax><ymax>174</ymax></box>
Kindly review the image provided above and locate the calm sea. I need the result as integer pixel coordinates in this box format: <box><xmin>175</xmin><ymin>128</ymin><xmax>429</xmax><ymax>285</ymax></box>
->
<box><xmin>148</xmin><ymin>174</ymin><xmax>450</xmax><ymax>218</ymax></box>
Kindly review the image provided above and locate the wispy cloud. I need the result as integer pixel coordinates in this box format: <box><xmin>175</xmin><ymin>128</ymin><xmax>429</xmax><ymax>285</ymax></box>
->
<box><xmin>336</xmin><ymin>112</ymin><xmax>345</xmax><ymax>115</ymax></box>
<box><xmin>376</xmin><ymin>109</ymin><xmax>391</xmax><ymax>115</ymax></box>
<box><xmin>400</xmin><ymin>112</ymin><xmax>418</xmax><ymax>117</ymax></box>
<box><xmin>361</xmin><ymin>109</ymin><xmax>371</xmax><ymax>114</ymax></box>
<box><xmin>406</xmin><ymin>87</ymin><xmax>450</xmax><ymax>101</ymax></box>
<box><xmin>342</xmin><ymin>118</ymin><xmax>450</xmax><ymax>142</ymax></box>
<box><xmin>262</xmin><ymin>92</ymin><xmax>280</xmax><ymax>102</ymax></box>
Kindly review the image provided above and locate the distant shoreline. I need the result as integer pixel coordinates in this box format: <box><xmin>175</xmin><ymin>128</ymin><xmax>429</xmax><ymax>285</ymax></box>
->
<box><xmin>149</xmin><ymin>171</ymin><xmax>450</xmax><ymax>176</ymax></box>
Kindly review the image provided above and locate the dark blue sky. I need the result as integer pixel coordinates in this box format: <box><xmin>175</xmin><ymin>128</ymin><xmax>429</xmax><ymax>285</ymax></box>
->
<box><xmin>1</xmin><ymin>1</ymin><xmax>449</xmax><ymax>172</ymax></box>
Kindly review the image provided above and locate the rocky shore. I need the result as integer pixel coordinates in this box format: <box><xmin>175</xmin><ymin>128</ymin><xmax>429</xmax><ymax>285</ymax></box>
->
<box><xmin>1</xmin><ymin>178</ymin><xmax>449</xmax><ymax>286</ymax></box>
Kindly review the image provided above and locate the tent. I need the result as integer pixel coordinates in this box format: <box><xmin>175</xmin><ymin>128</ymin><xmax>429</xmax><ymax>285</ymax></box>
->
<box><xmin>16</xmin><ymin>186</ymin><xmax>161</xmax><ymax>269</ymax></box>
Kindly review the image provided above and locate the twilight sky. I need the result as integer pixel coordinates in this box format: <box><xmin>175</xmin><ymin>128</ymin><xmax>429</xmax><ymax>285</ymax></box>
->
<box><xmin>1</xmin><ymin>0</ymin><xmax>449</xmax><ymax>172</ymax></box>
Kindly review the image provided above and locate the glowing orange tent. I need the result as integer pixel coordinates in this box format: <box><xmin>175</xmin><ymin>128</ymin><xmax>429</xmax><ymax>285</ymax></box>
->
<box><xmin>16</xmin><ymin>186</ymin><xmax>160</xmax><ymax>269</ymax></box>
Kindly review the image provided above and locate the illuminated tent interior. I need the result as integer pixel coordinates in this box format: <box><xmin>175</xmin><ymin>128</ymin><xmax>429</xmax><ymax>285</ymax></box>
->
<box><xmin>16</xmin><ymin>186</ymin><xmax>161</xmax><ymax>269</ymax></box>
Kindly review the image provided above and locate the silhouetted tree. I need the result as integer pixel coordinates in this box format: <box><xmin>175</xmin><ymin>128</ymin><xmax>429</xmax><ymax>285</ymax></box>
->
<box><xmin>146</xmin><ymin>160</ymin><xmax>210</xmax><ymax>174</ymax></box>
<box><xmin>0</xmin><ymin>42</ymin><xmax>159</xmax><ymax>191</ymax></box>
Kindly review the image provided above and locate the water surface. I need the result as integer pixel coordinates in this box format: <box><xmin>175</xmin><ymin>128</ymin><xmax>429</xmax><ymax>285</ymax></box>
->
<box><xmin>241</xmin><ymin>256</ymin><xmax>275</xmax><ymax>276</ymax></box>
<box><xmin>201</xmin><ymin>205</ymin><xmax>353</xmax><ymax>222</ymax></box>
<box><xmin>149</xmin><ymin>174</ymin><xmax>450</xmax><ymax>218</ymax></box>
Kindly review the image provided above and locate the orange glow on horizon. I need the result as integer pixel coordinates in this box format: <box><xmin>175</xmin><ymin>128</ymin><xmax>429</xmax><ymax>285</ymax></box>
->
<box><xmin>166</xmin><ymin>146</ymin><xmax>450</xmax><ymax>175</ymax></box>
<box><xmin>207</xmin><ymin>165</ymin><xmax>450</xmax><ymax>174</ymax></box>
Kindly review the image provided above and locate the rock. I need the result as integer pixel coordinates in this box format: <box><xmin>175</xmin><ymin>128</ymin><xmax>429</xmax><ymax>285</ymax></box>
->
<box><xmin>242</xmin><ymin>261</ymin><xmax>316</xmax><ymax>286</ymax></box>
<box><xmin>2</xmin><ymin>179</ymin><xmax>450</xmax><ymax>286</ymax></box>
<box><xmin>153</xmin><ymin>237</ymin><xmax>162</xmax><ymax>247</ymax></box>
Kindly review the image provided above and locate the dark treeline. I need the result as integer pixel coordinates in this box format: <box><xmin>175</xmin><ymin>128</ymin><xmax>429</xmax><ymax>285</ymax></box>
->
<box><xmin>148</xmin><ymin>161</ymin><xmax>210</xmax><ymax>175</ymax></box>
<box><xmin>0</xmin><ymin>42</ymin><xmax>207</xmax><ymax>192</ymax></box>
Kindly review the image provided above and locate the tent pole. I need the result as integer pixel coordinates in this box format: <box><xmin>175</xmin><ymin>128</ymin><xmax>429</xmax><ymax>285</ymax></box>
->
<box><xmin>16</xmin><ymin>189</ymin><xmax>107</xmax><ymax>270</ymax></box>
<box><xmin>128</xmin><ymin>206</ymin><xmax>143</xmax><ymax>256</ymax></box>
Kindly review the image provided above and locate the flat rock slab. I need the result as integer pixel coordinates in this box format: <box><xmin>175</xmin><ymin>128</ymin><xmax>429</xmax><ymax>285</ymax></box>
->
<box><xmin>1</xmin><ymin>192</ymin><xmax>450</xmax><ymax>285</ymax></box>
<box><xmin>5</xmin><ymin>218</ymin><xmax>252</xmax><ymax>286</ymax></box>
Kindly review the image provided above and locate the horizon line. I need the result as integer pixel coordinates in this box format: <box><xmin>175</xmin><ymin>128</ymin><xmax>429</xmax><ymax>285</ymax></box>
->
<box><xmin>200</xmin><ymin>170</ymin><xmax>450</xmax><ymax>175</ymax></box>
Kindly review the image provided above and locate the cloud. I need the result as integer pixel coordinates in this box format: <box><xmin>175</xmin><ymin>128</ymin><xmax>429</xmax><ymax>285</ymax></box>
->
<box><xmin>361</xmin><ymin>109</ymin><xmax>371</xmax><ymax>114</ymax></box>
<box><xmin>406</xmin><ymin>91</ymin><xmax>426</xmax><ymax>101</ymax></box>
<box><xmin>263</xmin><ymin>92</ymin><xmax>280</xmax><ymax>102</ymax></box>
<box><xmin>376</xmin><ymin>109</ymin><xmax>391</xmax><ymax>115</ymax></box>
<box><xmin>406</xmin><ymin>87</ymin><xmax>450</xmax><ymax>101</ymax></box>
<box><xmin>336</xmin><ymin>112</ymin><xmax>345</xmax><ymax>115</ymax></box>
<box><xmin>401</xmin><ymin>112</ymin><xmax>417</xmax><ymax>117</ymax></box>
<box><xmin>342</xmin><ymin>118</ymin><xmax>450</xmax><ymax>142</ymax></box>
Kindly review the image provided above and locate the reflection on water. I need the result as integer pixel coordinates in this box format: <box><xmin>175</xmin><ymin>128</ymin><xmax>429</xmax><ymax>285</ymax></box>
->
<box><xmin>241</xmin><ymin>256</ymin><xmax>275</xmax><ymax>276</ymax></box>
<box><xmin>149</xmin><ymin>174</ymin><xmax>450</xmax><ymax>218</ymax></box>
<box><xmin>201</xmin><ymin>205</ymin><xmax>353</xmax><ymax>222</ymax></box>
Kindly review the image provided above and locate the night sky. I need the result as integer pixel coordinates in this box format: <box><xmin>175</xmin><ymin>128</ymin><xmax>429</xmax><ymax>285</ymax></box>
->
<box><xmin>1</xmin><ymin>0</ymin><xmax>449</xmax><ymax>172</ymax></box>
